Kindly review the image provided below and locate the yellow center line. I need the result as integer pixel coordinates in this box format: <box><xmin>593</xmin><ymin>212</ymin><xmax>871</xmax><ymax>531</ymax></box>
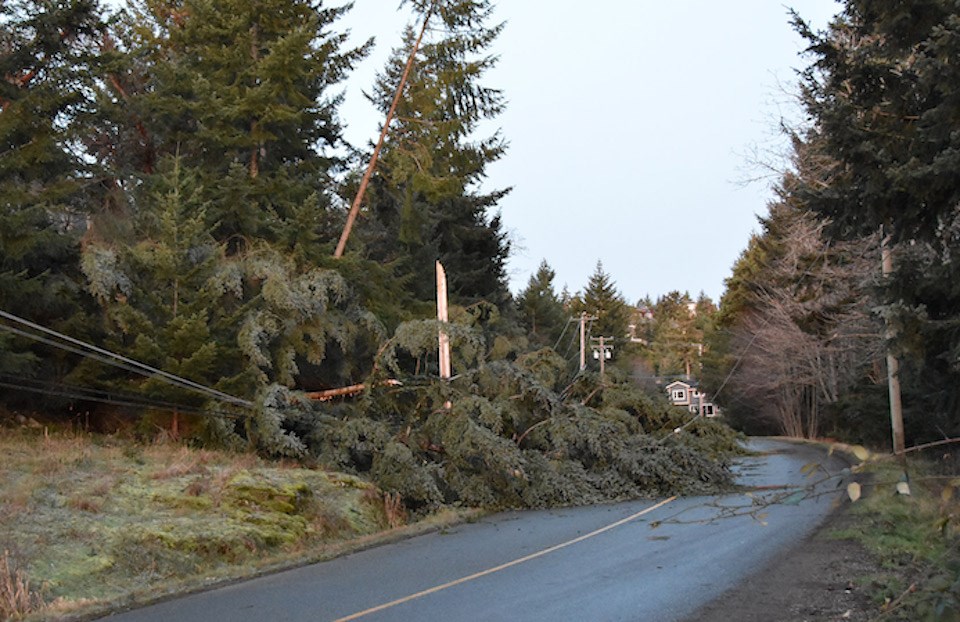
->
<box><xmin>334</xmin><ymin>495</ymin><xmax>678</xmax><ymax>622</ymax></box>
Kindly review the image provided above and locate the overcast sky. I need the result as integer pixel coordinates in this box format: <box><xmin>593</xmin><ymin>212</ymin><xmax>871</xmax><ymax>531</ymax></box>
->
<box><xmin>99</xmin><ymin>0</ymin><xmax>843</xmax><ymax>304</ymax></box>
<box><xmin>338</xmin><ymin>1</ymin><xmax>843</xmax><ymax>304</ymax></box>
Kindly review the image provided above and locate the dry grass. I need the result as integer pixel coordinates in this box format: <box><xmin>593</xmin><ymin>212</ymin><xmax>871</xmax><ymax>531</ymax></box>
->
<box><xmin>0</xmin><ymin>428</ymin><xmax>429</xmax><ymax>620</ymax></box>
<box><xmin>383</xmin><ymin>492</ymin><xmax>408</xmax><ymax>529</ymax></box>
<box><xmin>0</xmin><ymin>550</ymin><xmax>44</xmax><ymax>620</ymax></box>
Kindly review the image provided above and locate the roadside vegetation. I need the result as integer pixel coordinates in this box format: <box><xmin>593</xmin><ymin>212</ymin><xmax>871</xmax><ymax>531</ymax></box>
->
<box><xmin>833</xmin><ymin>450</ymin><xmax>960</xmax><ymax>621</ymax></box>
<box><xmin>0</xmin><ymin>386</ymin><xmax>742</xmax><ymax>621</ymax></box>
<box><xmin>5</xmin><ymin>0</ymin><xmax>960</xmax><ymax>619</ymax></box>
<box><xmin>0</xmin><ymin>427</ymin><xmax>440</xmax><ymax>621</ymax></box>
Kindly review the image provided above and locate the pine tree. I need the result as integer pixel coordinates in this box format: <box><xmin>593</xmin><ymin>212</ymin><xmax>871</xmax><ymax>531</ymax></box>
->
<box><xmin>357</xmin><ymin>1</ymin><xmax>510</xmax><ymax>312</ymax></box>
<box><xmin>571</xmin><ymin>261</ymin><xmax>631</xmax><ymax>340</ymax></box>
<box><xmin>516</xmin><ymin>260</ymin><xmax>567</xmax><ymax>348</ymax></box>
<box><xmin>0</xmin><ymin>1</ymin><xmax>103</xmax><ymax>381</ymax></box>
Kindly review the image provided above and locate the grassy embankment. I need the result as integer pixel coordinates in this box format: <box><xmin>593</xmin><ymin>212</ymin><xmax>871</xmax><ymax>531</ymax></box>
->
<box><xmin>0</xmin><ymin>428</ymin><xmax>469</xmax><ymax>621</ymax></box>
<box><xmin>832</xmin><ymin>450</ymin><xmax>960</xmax><ymax>620</ymax></box>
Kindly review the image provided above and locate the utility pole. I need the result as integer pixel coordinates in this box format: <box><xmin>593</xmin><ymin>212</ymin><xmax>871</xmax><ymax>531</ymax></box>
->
<box><xmin>578</xmin><ymin>312</ymin><xmax>597</xmax><ymax>371</ymax></box>
<box><xmin>332</xmin><ymin>4</ymin><xmax>435</xmax><ymax>258</ymax></box>
<box><xmin>591</xmin><ymin>336</ymin><xmax>614</xmax><ymax>377</ymax></box>
<box><xmin>881</xmin><ymin>229</ymin><xmax>905</xmax><ymax>455</ymax></box>
<box><xmin>436</xmin><ymin>260</ymin><xmax>452</xmax><ymax>411</ymax></box>
<box><xmin>436</xmin><ymin>260</ymin><xmax>451</xmax><ymax>380</ymax></box>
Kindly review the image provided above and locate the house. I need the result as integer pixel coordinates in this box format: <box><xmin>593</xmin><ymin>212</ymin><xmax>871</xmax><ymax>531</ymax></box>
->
<box><xmin>664</xmin><ymin>380</ymin><xmax>719</xmax><ymax>417</ymax></box>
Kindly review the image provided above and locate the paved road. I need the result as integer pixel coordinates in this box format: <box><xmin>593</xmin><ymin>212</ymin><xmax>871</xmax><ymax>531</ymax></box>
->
<box><xmin>102</xmin><ymin>439</ymin><xmax>848</xmax><ymax>622</ymax></box>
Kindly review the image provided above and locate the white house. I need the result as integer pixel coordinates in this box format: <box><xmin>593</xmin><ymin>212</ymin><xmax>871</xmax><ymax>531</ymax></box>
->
<box><xmin>664</xmin><ymin>380</ymin><xmax>719</xmax><ymax>417</ymax></box>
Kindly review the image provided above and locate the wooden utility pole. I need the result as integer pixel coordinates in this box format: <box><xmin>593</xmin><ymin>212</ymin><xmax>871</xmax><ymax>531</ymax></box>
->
<box><xmin>332</xmin><ymin>4</ymin><xmax>435</xmax><ymax>258</ymax></box>
<box><xmin>436</xmin><ymin>260</ymin><xmax>451</xmax><ymax>380</ymax></box>
<box><xmin>881</xmin><ymin>229</ymin><xmax>905</xmax><ymax>455</ymax></box>
<box><xmin>591</xmin><ymin>336</ymin><xmax>613</xmax><ymax>378</ymax></box>
<box><xmin>580</xmin><ymin>313</ymin><xmax>586</xmax><ymax>371</ymax></box>
<box><xmin>578</xmin><ymin>313</ymin><xmax>596</xmax><ymax>371</ymax></box>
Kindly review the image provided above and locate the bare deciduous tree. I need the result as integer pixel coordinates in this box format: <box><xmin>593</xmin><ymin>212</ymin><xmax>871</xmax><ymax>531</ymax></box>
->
<box><xmin>727</xmin><ymin>206</ymin><xmax>883</xmax><ymax>438</ymax></box>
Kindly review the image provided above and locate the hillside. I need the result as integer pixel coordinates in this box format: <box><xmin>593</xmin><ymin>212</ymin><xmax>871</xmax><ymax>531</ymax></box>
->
<box><xmin>0</xmin><ymin>427</ymin><xmax>466</xmax><ymax>621</ymax></box>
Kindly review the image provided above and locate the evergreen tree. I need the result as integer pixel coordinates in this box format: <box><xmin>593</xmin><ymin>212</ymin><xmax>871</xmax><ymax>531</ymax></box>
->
<box><xmin>357</xmin><ymin>0</ymin><xmax>510</xmax><ymax>312</ymax></box>
<box><xmin>81</xmin><ymin>156</ymin><xmax>228</xmax><ymax>436</ymax></box>
<box><xmin>516</xmin><ymin>260</ymin><xmax>567</xmax><ymax>348</ymax></box>
<box><xmin>99</xmin><ymin>0</ymin><xmax>370</xmax><ymax>252</ymax></box>
<box><xmin>571</xmin><ymin>261</ymin><xmax>631</xmax><ymax>340</ymax></box>
<box><xmin>69</xmin><ymin>0</ymin><xmax>386</xmax><ymax>440</ymax></box>
<box><xmin>82</xmin><ymin>154</ymin><xmax>384</xmax><ymax>441</ymax></box>
<box><xmin>0</xmin><ymin>0</ymin><xmax>103</xmax><ymax>382</ymax></box>
<box><xmin>793</xmin><ymin>1</ymin><xmax>960</xmax><ymax>439</ymax></box>
<box><xmin>648</xmin><ymin>291</ymin><xmax>699</xmax><ymax>379</ymax></box>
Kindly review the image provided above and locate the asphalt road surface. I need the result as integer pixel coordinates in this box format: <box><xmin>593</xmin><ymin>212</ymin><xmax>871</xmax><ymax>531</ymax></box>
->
<box><xmin>102</xmin><ymin>439</ymin><xmax>848</xmax><ymax>622</ymax></box>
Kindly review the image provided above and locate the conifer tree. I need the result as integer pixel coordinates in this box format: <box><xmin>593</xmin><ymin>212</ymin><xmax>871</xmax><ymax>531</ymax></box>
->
<box><xmin>0</xmin><ymin>0</ymin><xmax>103</xmax><ymax>380</ymax></box>
<box><xmin>792</xmin><ymin>0</ymin><xmax>960</xmax><ymax>438</ymax></box>
<box><xmin>571</xmin><ymin>261</ymin><xmax>631</xmax><ymax>340</ymax></box>
<box><xmin>516</xmin><ymin>260</ymin><xmax>567</xmax><ymax>348</ymax></box>
<box><xmin>82</xmin><ymin>154</ymin><xmax>384</xmax><ymax>441</ymax></box>
<box><xmin>81</xmin><ymin>156</ymin><xmax>232</xmax><ymax>434</ymax></box>
<box><xmin>649</xmin><ymin>291</ymin><xmax>700</xmax><ymax>379</ymax></box>
<box><xmin>358</xmin><ymin>0</ymin><xmax>510</xmax><ymax>311</ymax></box>
<box><xmin>100</xmin><ymin>0</ymin><xmax>370</xmax><ymax>251</ymax></box>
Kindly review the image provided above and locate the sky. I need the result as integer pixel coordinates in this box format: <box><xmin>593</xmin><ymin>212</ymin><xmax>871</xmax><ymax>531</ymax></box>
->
<box><xmin>98</xmin><ymin>0</ymin><xmax>843</xmax><ymax>304</ymax></box>
<box><xmin>336</xmin><ymin>0</ymin><xmax>844</xmax><ymax>305</ymax></box>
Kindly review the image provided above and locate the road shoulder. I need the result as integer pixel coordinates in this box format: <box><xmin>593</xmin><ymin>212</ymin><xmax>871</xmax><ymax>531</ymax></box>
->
<box><xmin>686</xmin><ymin>506</ymin><xmax>883</xmax><ymax>621</ymax></box>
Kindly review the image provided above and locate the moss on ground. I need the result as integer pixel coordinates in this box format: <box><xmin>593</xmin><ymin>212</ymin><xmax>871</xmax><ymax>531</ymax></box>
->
<box><xmin>0</xmin><ymin>430</ymin><xmax>396</xmax><ymax>620</ymax></box>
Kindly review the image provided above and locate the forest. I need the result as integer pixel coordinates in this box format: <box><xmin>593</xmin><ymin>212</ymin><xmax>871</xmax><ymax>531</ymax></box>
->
<box><xmin>0</xmin><ymin>0</ymin><xmax>743</xmax><ymax>514</ymax></box>
<box><xmin>702</xmin><ymin>0</ymin><xmax>960</xmax><ymax>453</ymax></box>
<box><xmin>2</xmin><ymin>0</ymin><xmax>960</xmax><ymax>514</ymax></box>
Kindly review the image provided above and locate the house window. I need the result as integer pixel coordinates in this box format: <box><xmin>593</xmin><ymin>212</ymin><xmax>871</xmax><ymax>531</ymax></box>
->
<box><xmin>671</xmin><ymin>389</ymin><xmax>686</xmax><ymax>402</ymax></box>
<box><xmin>702</xmin><ymin>404</ymin><xmax>715</xmax><ymax>417</ymax></box>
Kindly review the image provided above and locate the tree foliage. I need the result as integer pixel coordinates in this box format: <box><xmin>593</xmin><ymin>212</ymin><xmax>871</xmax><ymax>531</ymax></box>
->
<box><xmin>786</xmin><ymin>0</ymin><xmax>960</xmax><ymax>442</ymax></box>
<box><xmin>98</xmin><ymin>0</ymin><xmax>370</xmax><ymax>251</ymax></box>
<box><xmin>714</xmin><ymin>201</ymin><xmax>884</xmax><ymax>439</ymax></box>
<box><xmin>570</xmin><ymin>261</ymin><xmax>631</xmax><ymax>340</ymax></box>
<box><xmin>355</xmin><ymin>0</ymin><xmax>510</xmax><ymax>316</ymax></box>
<box><xmin>516</xmin><ymin>260</ymin><xmax>567</xmax><ymax>348</ymax></box>
<box><xmin>645</xmin><ymin>291</ymin><xmax>706</xmax><ymax>379</ymax></box>
<box><xmin>0</xmin><ymin>0</ymin><xmax>102</xmax><ymax>384</ymax></box>
<box><xmin>0</xmin><ymin>0</ymin><xmax>744</xmax><ymax>515</ymax></box>
<box><xmin>293</xmin><ymin>318</ymin><xmax>741</xmax><ymax>511</ymax></box>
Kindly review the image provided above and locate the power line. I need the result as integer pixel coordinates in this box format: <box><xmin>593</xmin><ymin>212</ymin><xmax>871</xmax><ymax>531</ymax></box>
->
<box><xmin>0</xmin><ymin>374</ymin><xmax>248</xmax><ymax>420</ymax></box>
<box><xmin>710</xmin><ymin>319</ymin><xmax>769</xmax><ymax>403</ymax></box>
<box><xmin>552</xmin><ymin>318</ymin><xmax>574</xmax><ymax>352</ymax></box>
<box><xmin>0</xmin><ymin>323</ymin><xmax>174</xmax><ymax>386</ymax></box>
<box><xmin>0</xmin><ymin>380</ymin><xmax>247</xmax><ymax>421</ymax></box>
<box><xmin>0</xmin><ymin>308</ymin><xmax>253</xmax><ymax>409</ymax></box>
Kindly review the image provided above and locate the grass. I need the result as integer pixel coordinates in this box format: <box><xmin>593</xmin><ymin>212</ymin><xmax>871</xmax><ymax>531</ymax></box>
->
<box><xmin>830</xmin><ymin>455</ymin><xmax>960</xmax><ymax>620</ymax></box>
<box><xmin>0</xmin><ymin>428</ymin><xmax>469</xmax><ymax>621</ymax></box>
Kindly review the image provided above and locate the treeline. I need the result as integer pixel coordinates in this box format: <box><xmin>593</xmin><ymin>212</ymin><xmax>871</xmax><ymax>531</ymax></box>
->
<box><xmin>515</xmin><ymin>260</ymin><xmax>721</xmax><ymax>388</ymax></box>
<box><xmin>703</xmin><ymin>0</ymin><xmax>960</xmax><ymax>448</ymax></box>
<box><xmin>1</xmin><ymin>0</ymin><xmax>510</xmax><ymax>416</ymax></box>
<box><xmin>0</xmin><ymin>0</ymin><xmax>741</xmax><ymax>510</ymax></box>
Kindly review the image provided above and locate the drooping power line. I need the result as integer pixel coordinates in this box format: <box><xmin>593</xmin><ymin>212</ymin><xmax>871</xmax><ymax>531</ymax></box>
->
<box><xmin>0</xmin><ymin>375</ymin><xmax>246</xmax><ymax>420</ymax></box>
<box><xmin>0</xmin><ymin>308</ymin><xmax>253</xmax><ymax>409</ymax></box>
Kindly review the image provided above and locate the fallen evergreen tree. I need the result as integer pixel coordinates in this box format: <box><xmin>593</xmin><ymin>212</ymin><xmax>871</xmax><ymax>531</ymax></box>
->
<box><xmin>230</xmin><ymin>319</ymin><xmax>743</xmax><ymax>513</ymax></box>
